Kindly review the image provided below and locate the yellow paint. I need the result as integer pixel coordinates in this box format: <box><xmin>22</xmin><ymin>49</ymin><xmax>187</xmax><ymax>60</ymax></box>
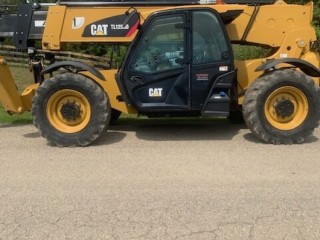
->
<box><xmin>222</xmin><ymin>2</ymin><xmax>315</xmax><ymax>48</ymax></box>
<box><xmin>46</xmin><ymin>89</ymin><xmax>92</xmax><ymax>133</ymax></box>
<box><xmin>20</xmin><ymin>83</ymin><xmax>39</xmax><ymax>111</ymax></box>
<box><xmin>0</xmin><ymin>57</ymin><xmax>23</xmax><ymax>113</ymax></box>
<box><xmin>41</xmin><ymin>2</ymin><xmax>316</xmax><ymax>50</ymax></box>
<box><xmin>0</xmin><ymin>55</ymin><xmax>135</xmax><ymax>115</ymax></box>
<box><xmin>42</xmin><ymin>6</ymin><xmax>67</xmax><ymax>50</ymax></box>
<box><xmin>301</xmin><ymin>51</ymin><xmax>320</xmax><ymax>86</ymax></box>
<box><xmin>0</xmin><ymin>56</ymin><xmax>38</xmax><ymax>113</ymax></box>
<box><xmin>1</xmin><ymin>1</ymin><xmax>319</xmax><ymax>116</ymax></box>
<box><xmin>81</xmin><ymin>70</ymin><xmax>137</xmax><ymax>115</ymax></box>
<box><xmin>40</xmin><ymin>2</ymin><xmax>318</xmax><ymax>100</ymax></box>
<box><xmin>264</xmin><ymin>86</ymin><xmax>309</xmax><ymax>130</ymax></box>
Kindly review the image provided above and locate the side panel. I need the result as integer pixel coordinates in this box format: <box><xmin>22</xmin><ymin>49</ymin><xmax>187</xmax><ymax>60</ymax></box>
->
<box><xmin>217</xmin><ymin>2</ymin><xmax>316</xmax><ymax>47</ymax></box>
<box><xmin>44</xmin><ymin>6</ymin><xmax>166</xmax><ymax>49</ymax></box>
<box><xmin>42</xmin><ymin>6</ymin><xmax>67</xmax><ymax>50</ymax></box>
<box><xmin>6</xmin><ymin>2</ymin><xmax>314</xmax><ymax>51</ymax></box>
<box><xmin>81</xmin><ymin>70</ymin><xmax>137</xmax><ymax>114</ymax></box>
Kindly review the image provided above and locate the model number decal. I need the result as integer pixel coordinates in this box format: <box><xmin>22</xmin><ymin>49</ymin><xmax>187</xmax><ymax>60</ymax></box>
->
<box><xmin>111</xmin><ymin>24</ymin><xmax>129</xmax><ymax>30</ymax></box>
<box><xmin>89</xmin><ymin>24</ymin><xmax>130</xmax><ymax>36</ymax></box>
<box><xmin>82</xmin><ymin>13</ymin><xmax>140</xmax><ymax>38</ymax></box>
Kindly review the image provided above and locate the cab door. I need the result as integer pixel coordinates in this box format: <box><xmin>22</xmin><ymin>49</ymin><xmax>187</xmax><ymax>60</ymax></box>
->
<box><xmin>121</xmin><ymin>13</ymin><xmax>190</xmax><ymax>112</ymax></box>
<box><xmin>190</xmin><ymin>10</ymin><xmax>235</xmax><ymax>113</ymax></box>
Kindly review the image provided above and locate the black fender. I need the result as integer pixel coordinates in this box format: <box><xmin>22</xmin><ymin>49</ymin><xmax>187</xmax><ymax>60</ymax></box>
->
<box><xmin>220</xmin><ymin>10</ymin><xmax>244</xmax><ymax>24</ymax></box>
<box><xmin>255</xmin><ymin>58</ymin><xmax>320</xmax><ymax>77</ymax></box>
<box><xmin>41</xmin><ymin>61</ymin><xmax>105</xmax><ymax>81</ymax></box>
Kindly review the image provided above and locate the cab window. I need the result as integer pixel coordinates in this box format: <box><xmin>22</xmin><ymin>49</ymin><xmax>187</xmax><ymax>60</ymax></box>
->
<box><xmin>130</xmin><ymin>15</ymin><xmax>185</xmax><ymax>73</ymax></box>
<box><xmin>192</xmin><ymin>11</ymin><xmax>229</xmax><ymax>64</ymax></box>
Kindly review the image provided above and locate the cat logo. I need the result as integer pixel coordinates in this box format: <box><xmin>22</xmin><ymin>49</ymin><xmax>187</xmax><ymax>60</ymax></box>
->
<box><xmin>91</xmin><ymin>24</ymin><xmax>108</xmax><ymax>36</ymax></box>
<box><xmin>72</xmin><ymin>17</ymin><xmax>85</xmax><ymax>29</ymax></box>
<box><xmin>149</xmin><ymin>88</ymin><xmax>163</xmax><ymax>97</ymax></box>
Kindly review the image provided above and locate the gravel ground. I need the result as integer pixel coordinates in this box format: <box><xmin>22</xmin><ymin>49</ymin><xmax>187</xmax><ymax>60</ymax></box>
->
<box><xmin>0</xmin><ymin>120</ymin><xmax>320</xmax><ymax>240</ymax></box>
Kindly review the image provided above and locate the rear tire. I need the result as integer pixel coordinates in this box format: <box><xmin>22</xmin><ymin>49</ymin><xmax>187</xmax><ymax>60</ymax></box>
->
<box><xmin>32</xmin><ymin>73</ymin><xmax>111</xmax><ymax>147</ymax></box>
<box><xmin>242</xmin><ymin>69</ymin><xmax>320</xmax><ymax>144</ymax></box>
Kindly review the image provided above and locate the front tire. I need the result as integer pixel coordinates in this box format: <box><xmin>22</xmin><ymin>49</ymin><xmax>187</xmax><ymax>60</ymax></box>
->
<box><xmin>242</xmin><ymin>69</ymin><xmax>320</xmax><ymax>144</ymax></box>
<box><xmin>32</xmin><ymin>73</ymin><xmax>111</xmax><ymax>147</ymax></box>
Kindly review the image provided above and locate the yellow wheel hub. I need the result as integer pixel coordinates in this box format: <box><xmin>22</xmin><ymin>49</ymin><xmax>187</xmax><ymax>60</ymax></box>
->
<box><xmin>46</xmin><ymin>89</ymin><xmax>91</xmax><ymax>133</ymax></box>
<box><xmin>264</xmin><ymin>86</ymin><xmax>308</xmax><ymax>131</ymax></box>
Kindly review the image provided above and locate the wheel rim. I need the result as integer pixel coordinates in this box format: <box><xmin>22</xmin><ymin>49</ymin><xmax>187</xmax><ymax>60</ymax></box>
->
<box><xmin>46</xmin><ymin>89</ymin><xmax>91</xmax><ymax>133</ymax></box>
<box><xmin>264</xmin><ymin>86</ymin><xmax>308</xmax><ymax>131</ymax></box>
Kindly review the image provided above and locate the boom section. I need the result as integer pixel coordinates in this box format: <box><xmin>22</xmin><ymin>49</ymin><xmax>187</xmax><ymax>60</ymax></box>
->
<box><xmin>0</xmin><ymin>1</ymin><xmax>316</xmax><ymax>51</ymax></box>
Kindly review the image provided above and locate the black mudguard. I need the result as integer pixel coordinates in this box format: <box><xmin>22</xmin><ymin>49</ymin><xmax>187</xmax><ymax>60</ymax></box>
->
<box><xmin>256</xmin><ymin>58</ymin><xmax>320</xmax><ymax>77</ymax></box>
<box><xmin>41</xmin><ymin>61</ymin><xmax>105</xmax><ymax>81</ymax></box>
<box><xmin>220</xmin><ymin>10</ymin><xmax>243</xmax><ymax>24</ymax></box>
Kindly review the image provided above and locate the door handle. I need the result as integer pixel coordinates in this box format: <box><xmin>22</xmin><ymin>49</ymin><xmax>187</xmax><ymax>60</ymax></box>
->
<box><xmin>130</xmin><ymin>75</ymin><xmax>144</xmax><ymax>84</ymax></box>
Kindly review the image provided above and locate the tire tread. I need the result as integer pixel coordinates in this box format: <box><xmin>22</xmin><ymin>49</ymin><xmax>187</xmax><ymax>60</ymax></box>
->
<box><xmin>243</xmin><ymin>69</ymin><xmax>320</xmax><ymax>144</ymax></box>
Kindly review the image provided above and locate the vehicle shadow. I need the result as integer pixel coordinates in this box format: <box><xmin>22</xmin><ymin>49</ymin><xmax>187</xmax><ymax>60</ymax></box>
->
<box><xmin>243</xmin><ymin>132</ymin><xmax>319</xmax><ymax>144</ymax></box>
<box><xmin>24</xmin><ymin>131</ymin><xmax>41</xmax><ymax>139</ymax></box>
<box><xmin>0</xmin><ymin>122</ymin><xmax>127</xmax><ymax>146</ymax></box>
<box><xmin>0</xmin><ymin>122</ymin><xmax>31</xmax><ymax>129</ymax></box>
<box><xmin>108</xmin><ymin>118</ymin><xmax>248</xmax><ymax>142</ymax></box>
<box><xmin>3</xmin><ymin>118</ymin><xmax>317</xmax><ymax>146</ymax></box>
<box><xmin>93</xmin><ymin>131</ymin><xmax>127</xmax><ymax>146</ymax></box>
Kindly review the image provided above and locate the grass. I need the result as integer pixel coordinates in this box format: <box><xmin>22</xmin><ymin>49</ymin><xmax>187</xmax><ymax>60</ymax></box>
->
<box><xmin>232</xmin><ymin>44</ymin><xmax>272</xmax><ymax>60</ymax></box>
<box><xmin>0</xmin><ymin>110</ymin><xmax>32</xmax><ymax>124</ymax></box>
<box><xmin>0</xmin><ymin>65</ymin><xmax>33</xmax><ymax>124</ymax></box>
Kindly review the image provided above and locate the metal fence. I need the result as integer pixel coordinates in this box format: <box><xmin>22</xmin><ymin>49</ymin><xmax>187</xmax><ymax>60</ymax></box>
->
<box><xmin>0</xmin><ymin>44</ymin><xmax>110</xmax><ymax>67</ymax></box>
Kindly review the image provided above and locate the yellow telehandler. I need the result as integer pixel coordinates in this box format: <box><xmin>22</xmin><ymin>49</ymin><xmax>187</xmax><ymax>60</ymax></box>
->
<box><xmin>0</xmin><ymin>0</ymin><xmax>319</xmax><ymax>146</ymax></box>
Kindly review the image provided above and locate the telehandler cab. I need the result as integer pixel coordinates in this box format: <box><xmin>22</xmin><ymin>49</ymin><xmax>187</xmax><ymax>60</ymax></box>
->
<box><xmin>0</xmin><ymin>0</ymin><xmax>320</xmax><ymax>146</ymax></box>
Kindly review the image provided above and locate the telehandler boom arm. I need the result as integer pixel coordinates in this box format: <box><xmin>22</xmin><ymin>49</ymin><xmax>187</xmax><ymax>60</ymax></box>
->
<box><xmin>1</xmin><ymin>1</ymin><xmax>317</xmax><ymax>50</ymax></box>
